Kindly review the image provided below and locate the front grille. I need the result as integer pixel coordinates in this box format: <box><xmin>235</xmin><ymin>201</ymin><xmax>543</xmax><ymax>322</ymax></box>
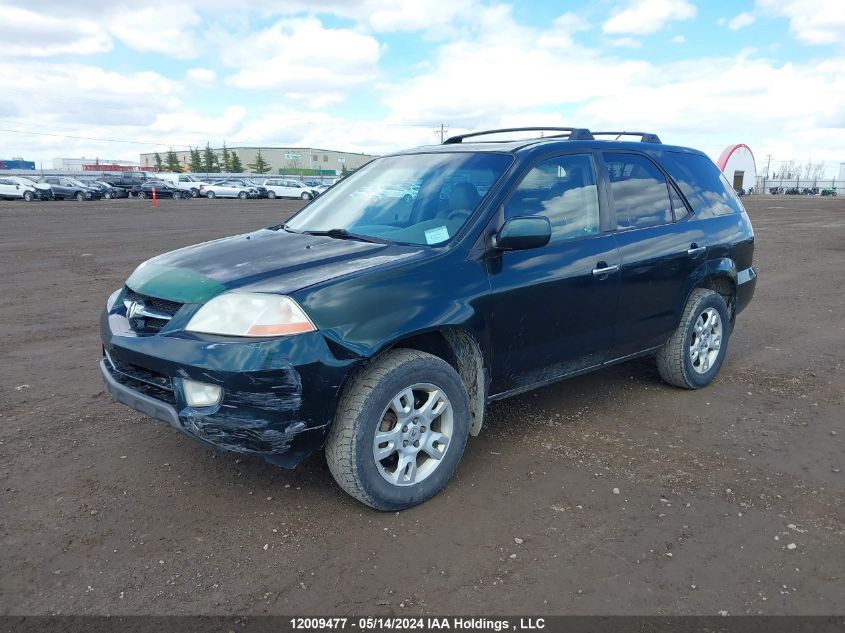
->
<box><xmin>124</xmin><ymin>290</ymin><xmax>182</xmax><ymax>316</ymax></box>
<box><xmin>124</xmin><ymin>288</ymin><xmax>183</xmax><ymax>333</ymax></box>
<box><xmin>104</xmin><ymin>349</ymin><xmax>177</xmax><ymax>405</ymax></box>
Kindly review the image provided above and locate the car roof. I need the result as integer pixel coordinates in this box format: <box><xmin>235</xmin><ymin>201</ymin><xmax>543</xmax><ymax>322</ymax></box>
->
<box><xmin>392</xmin><ymin>138</ymin><xmax>707</xmax><ymax>159</ymax></box>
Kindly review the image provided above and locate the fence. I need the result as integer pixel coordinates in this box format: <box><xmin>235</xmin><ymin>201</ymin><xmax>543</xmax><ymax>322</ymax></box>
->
<box><xmin>755</xmin><ymin>177</ymin><xmax>839</xmax><ymax>194</ymax></box>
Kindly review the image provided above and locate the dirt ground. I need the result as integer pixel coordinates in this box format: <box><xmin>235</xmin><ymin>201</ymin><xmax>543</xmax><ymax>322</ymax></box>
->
<box><xmin>0</xmin><ymin>194</ymin><xmax>843</xmax><ymax>616</ymax></box>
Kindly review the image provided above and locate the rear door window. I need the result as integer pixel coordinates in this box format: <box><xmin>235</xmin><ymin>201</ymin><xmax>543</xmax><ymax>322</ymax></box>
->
<box><xmin>660</xmin><ymin>152</ymin><xmax>743</xmax><ymax>216</ymax></box>
<box><xmin>602</xmin><ymin>152</ymin><xmax>672</xmax><ymax>229</ymax></box>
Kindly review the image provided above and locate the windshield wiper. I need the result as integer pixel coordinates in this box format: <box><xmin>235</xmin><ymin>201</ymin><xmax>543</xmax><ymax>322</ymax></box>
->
<box><xmin>302</xmin><ymin>228</ymin><xmax>384</xmax><ymax>243</ymax></box>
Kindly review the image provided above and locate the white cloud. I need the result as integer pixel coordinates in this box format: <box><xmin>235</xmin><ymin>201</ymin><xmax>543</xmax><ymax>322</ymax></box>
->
<box><xmin>756</xmin><ymin>0</ymin><xmax>845</xmax><ymax>45</ymax></box>
<box><xmin>0</xmin><ymin>6</ymin><xmax>112</xmax><ymax>57</ymax></box>
<box><xmin>603</xmin><ymin>0</ymin><xmax>697</xmax><ymax>35</ymax></box>
<box><xmin>222</xmin><ymin>18</ymin><xmax>381</xmax><ymax>100</ymax></box>
<box><xmin>672</xmin><ymin>34</ymin><xmax>686</xmax><ymax>43</ymax></box>
<box><xmin>186</xmin><ymin>68</ymin><xmax>217</xmax><ymax>85</ymax></box>
<box><xmin>728</xmin><ymin>12</ymin><xmax>756</xmax><ymax>30</ymax></box>
<box><xmin>108</xmin><ymin>6</ymin><xmax>202</xmax><ymax>59</ymax></box>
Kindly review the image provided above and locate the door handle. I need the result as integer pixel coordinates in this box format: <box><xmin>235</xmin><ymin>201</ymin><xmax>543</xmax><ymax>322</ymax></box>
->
<box><xmin>592</xmin><ymin>262</ymin><xmax>619</xmax><ymax>277</ymax></box>
<box><xmin>687</xmin><ymin>243</ymin><xmax>706</xmax><ymax>256</ymax></box>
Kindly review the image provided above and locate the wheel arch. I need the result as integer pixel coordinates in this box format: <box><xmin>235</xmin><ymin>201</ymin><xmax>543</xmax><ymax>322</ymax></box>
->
<box><xmin>343</xmin><ymin>328</ymin><xmax>488</xmax><ymax>437</ymax></box>
<box><xmin>678</xmin><ymin>257</ymin><xmax>738</xmax><ymax>325</ymax></box>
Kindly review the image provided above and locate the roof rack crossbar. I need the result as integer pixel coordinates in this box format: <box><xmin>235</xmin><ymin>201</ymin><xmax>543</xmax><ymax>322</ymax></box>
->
<box><xmin>443</xmin><ymin>127</ymin><xmax>595</xmax><ymax>144</ymax></box>
<box><xmin>591</xmin><ymin>131</ymin><xmax>662</xmax><ymax>144</ymax></box>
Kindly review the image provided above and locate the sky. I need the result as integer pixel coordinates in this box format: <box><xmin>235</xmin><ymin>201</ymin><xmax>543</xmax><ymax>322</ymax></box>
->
<box><xmin>0</xmin><ymin>0</ymin><xmax>843</xmax><ymax>175</ymax></box>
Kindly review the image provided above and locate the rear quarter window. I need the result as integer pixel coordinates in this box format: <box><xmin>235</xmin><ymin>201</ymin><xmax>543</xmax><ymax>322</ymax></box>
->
<box><xmin>660</xmin><ymin>152</ymin><xmax>744</xmax><ymax>217</ymax></box>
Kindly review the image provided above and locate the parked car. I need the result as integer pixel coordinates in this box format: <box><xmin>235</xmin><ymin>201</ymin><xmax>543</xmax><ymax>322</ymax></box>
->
<box><xmin>201</xmin><ymin>180</ymin><xmax>255</xmax><ymax>199</ymax></box>
<box><xmin>100</xmin><ymin>126</ymin><xmax>757</xmax><ymax>511</ymax></box>
<box><xmin>131</xmin><ymin>181</ymin><xmax>189</xmax><ymax>199</ymax></box>
<box><xmin>86</xmin><ymin>180</ymin><xmax>128</xmax><ymax>199</ymax></box>
<box><xmin>38</xmin><ymin>176</ymin><xmax>101</xmax><ymax>201</ymax></box>
<box><xmin>153</xmin><ymin>173</ymin><xmax>210</xmax><ymax>198</ymax></box>
<box><xmin>220</xmin><ymin>178</ymin><xmax>268</xmax><ymax>198</ymax></box>
<box><xmin>261</xmin><ymin>178</ymin><xmax>319</xmax><ymax>200</ymax></box>
<box><xmin>0</xmin><ymin>176</ymin><xmax>39</xmax><ymax>201</ymax></box>
<box><xmin>314</xmin><ymin>184</ymin><xmax>331</xmax><ymax>195</ymax></box>
<box><xmin>103</xmin><ymin>171</ymin><xmax>154</xmax><ymax>193</ymax></box>
<box><xmin>2</xmin><ymin>176</ymin><xmax>53</xmax><ymax>200</ymax></box>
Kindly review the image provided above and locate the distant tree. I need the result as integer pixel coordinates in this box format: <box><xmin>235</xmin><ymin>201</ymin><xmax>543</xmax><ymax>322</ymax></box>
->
<box><xmin>189</xmin><ymin>147</ymin><xmax>203</xmax><ymax>173</ymax></box>
<box><xmin>778</xmin><ymin>159</ymin><xmax>798</xmax><ymax>180</ymax></box>
<box><xmin>202</xmin><ymin>143</ymin><xmax>218</xmax><ymax>173</ymax></box>
<box><xmin>153</xmin><ymin>152</ymin><xmax>163</xmax><ymax>171</ymax></box>
<box><xmin>248</xmin><ymin>150</ymin><xmax>271</xmax><ymax>174</ymax></box>
<box><xmin>221</xmin><ymin>142</ymin><xmax>232</xmax><ymax>172</ymax></box>
<box><xmin>341</xmin><ymin>164</ymin><xmax>349</xmax><ymax>176</ymax></box>
<box><xmin>165</xmin><ymin>148</ymin><xmax>180</xmax><ymax>172</ymax></box>
<box><xmin>230</xmin><ymin>152</ymin><xmax>244</xmax><ymax>173</ymax></box>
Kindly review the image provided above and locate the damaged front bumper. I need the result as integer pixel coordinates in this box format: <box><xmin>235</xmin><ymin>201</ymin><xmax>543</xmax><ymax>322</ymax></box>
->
<box><xmin>100</xmin><ymin>308</ymin><xmax>356</xmax><ymax>468</ymax></box>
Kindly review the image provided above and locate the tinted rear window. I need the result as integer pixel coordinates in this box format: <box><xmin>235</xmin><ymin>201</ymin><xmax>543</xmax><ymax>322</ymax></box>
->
<box><xmin>661</xmin><ymin>152</ymin><xmax>743</xmax><ymax>216</ymax></box>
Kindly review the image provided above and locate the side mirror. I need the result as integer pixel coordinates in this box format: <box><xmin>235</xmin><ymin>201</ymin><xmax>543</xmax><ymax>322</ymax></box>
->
<box><xmin>493</xmin><ymin>216</ymin><xmax>552</xmax><ymax>251</ymax></box>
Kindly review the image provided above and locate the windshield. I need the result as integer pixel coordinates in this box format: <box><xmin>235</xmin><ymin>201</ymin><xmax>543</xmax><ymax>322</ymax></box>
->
<box><xmin>66</xmin><ymin>178</ymin><xmax>86</xmax><ymax>187</ymax></box>
<box><xmin>286</xmin><ymin>152</ymin><xmax>512</xmax><ymax>246</ymax></box>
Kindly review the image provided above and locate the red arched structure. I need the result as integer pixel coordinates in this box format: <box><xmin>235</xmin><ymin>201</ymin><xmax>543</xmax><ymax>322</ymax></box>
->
<box><xmin>716</xmin><ymin>144</ymin><xmax>757</xmax><ymax>191</ymax></box>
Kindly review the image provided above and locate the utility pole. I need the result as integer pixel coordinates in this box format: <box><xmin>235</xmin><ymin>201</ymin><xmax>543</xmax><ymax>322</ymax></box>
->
<box><xmin>765</xmin><ymin>154</ymin><xmax>772</xmax><ymax>179</ymax></box>
<box><xmin>435</xmin><ymin>124</ymin><xmax>449</xmax><ymax>144</ymax></box>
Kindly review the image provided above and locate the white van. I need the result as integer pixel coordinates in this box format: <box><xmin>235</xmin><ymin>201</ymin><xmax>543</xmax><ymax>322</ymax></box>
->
<box><xmin>261</xmin><ymin>178</ymin><xmax>318</xmax><ymax>200</ymax></box>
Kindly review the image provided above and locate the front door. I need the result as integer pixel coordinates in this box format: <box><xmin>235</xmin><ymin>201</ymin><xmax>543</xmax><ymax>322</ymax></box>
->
<box><xmin>486</xmin><ymin>152</ymin><xmax>620</xmax><ymax>395</ymax></box>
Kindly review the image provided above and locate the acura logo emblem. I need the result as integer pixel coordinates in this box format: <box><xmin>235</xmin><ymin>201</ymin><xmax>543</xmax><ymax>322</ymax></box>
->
<box><xmin>126</xmin><ymin>299</ymin><xmax>146</xmax><ymax>320</ymax></box>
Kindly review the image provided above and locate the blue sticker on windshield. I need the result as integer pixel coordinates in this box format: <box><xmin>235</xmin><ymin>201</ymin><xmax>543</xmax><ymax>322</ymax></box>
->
<box><xmin>424</xmin><ymin>226</ymin><xmax>450</xmax><ymax>245</ymax></box>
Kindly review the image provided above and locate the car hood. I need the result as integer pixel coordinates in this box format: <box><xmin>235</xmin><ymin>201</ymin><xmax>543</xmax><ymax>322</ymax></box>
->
<box><xmin>125</xmin><ymin>228</ymin><xmax>426</xmax><ymax>304</ymax></box>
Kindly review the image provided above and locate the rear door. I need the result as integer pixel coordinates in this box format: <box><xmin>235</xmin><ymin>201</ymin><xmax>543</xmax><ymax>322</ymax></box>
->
<box><xmin>601</xmin><ymin>151</ymin><xmax>703</xmax><ymax>357</ymax></box>
<box><xmin>487</xmin><ymin>152</ymin><xmax>621</xmax><ymax>395</ymax></box>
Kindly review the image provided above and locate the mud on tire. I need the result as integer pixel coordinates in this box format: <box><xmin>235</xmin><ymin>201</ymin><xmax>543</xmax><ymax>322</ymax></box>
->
<box><xmin>326</xmin><ymin>349</ymin><xmax>471</xmax><ymax>511</ymax></box>
<box><xmin>657</xmin><ymin>288</ymin><xmax>731</xmax><ymax>389</ymax></box>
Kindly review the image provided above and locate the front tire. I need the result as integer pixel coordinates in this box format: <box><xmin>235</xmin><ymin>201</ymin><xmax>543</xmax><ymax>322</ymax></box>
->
<box><xmin>137</xmin><ymin>191</ymin><xmax>146</xmax><ymax>199</ymax></box>
<box><xmin>206</xmin><ymin>190</ymin><xmax>216</xmax><ymax>199</ymax></box>
<box><xmin>326</xmin><ymin>349</ymin><xmax>471</xmax><ymax>511</ymax></box>
<box><xmin>267</xmin><ymin>191</ymin><xmax>277</xmax><ymax>199</ymax></box>
<box><xmin>657</xmin><ymin>288</ymin><xmax>731</xmax><ymax>389</ymax></box>
<box><xmin>75</xmin><ymin>191</ymin><xmax>85</xmax><ymax>202</ymax></box>
<box><xmin>103</xmin><ymin>192</ymin><xmax>112</xmax><ymax>200</ymax></box>
<box><xmin>23</xmin><ymin>191</ymin><xmax>34</xmax><ymax>202</ymax></box>
<box><xmin>190</xmin><ymin>188</ymin><xmax>199</xmax><ymax>198</ymax></box>
<box><xmin>238</xmin><ymin>191</ymin><xmax>248</xmax><ymax>200</ymax></box>
<box><xmin>301</xmin><ymin>192</ymin><xmax>312</xmax><ymax>200</ymax></box>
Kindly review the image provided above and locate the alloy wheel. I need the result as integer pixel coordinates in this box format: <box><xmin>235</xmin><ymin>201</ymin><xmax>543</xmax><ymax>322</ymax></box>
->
<box><xmin>372</xmin><ymin>383</ymin><xmax>453</xmax><ymax>486</ymax></box>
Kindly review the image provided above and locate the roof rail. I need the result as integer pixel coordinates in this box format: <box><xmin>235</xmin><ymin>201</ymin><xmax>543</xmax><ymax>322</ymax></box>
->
<box><xmin>443</xmin><ymin>127</ymin><xmax>595</xmax><ymax>144</ymax></box>
<box><xmin>591</xmin><ymin>131</ymin><xmax>662</xmax><ymax>144</ymax></box>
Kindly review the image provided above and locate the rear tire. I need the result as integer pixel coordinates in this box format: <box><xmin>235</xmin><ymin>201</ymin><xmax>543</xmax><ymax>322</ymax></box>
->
<box><xmin>657</xmin><ymin>288</ymin><xmax>731</xmax><ymax>389</ymax></box>
<box><xmin>326</xmin><ymin>349</ymin><xmax>471</xmax><ymax>511</ymax></box>
<box><xmin>137</xmin><ymin>191</ymin><xmax>146</xmax><ymax>199</ymax></box>
<box><xmin>190</xmin><ymin>188</ymin><xmax>199</xmax><ymax>198</ymax></box>
<box><xmin>268</xmin><ymin>191</ymin><xmax>277</xmax><ymax>199</ymax></box>
<box><xmin>301</xmin><ymin>192</ymin><xmax>312</xmax><ymax>200</ymax></box>
<box><xmin>103</xmin><ymin>192</ymin><xmax>112</xmax><ymax>200</ymax></box>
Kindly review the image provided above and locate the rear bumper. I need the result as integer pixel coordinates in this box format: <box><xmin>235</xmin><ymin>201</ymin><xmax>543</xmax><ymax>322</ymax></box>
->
<box><xmin>735</xmin><ymin>266</ymin><xmax>757</xmax><ymax>315</ymax></box>
<box><xmin>100</xmin><ymin>308</ymin><xmax>358</xmax><ymax>467</ymax></box>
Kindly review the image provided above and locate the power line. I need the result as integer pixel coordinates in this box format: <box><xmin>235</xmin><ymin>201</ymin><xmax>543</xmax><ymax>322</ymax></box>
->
<box><xmin>0</xmin><ymin>126</ymin><xmax>193</xmax><ymax>148</ymax></box>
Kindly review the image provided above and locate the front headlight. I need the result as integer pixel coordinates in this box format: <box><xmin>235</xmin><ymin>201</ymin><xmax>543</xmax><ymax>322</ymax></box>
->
<box><xmin>185</xmin><ymin>293</ymin><xmax>316</xmax><ymax>337</ymax></box>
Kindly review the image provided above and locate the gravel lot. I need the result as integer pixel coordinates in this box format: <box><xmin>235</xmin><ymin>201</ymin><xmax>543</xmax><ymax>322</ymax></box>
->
<box><xmin>0</xmin><ymin>195</ymin><xmax>843</xmax><ymax>616</ymax></box>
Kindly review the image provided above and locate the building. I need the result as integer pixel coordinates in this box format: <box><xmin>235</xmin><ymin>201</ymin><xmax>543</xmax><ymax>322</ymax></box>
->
<box><xmin>53</xmin><ymin>157</ymin><xmax>139</xmax><ymax>171</ymax></box>
<box><xmin>716</xmin><ymin>144</ymin><xmax>756</xmax><ymax>191</ymax></box>
<box><xmin>839</xmin><ymin>162</ymin><xmax>845</xmax><ymax>182</ymax></box>
<box><xmin>139</xmin><ymin>146</ymin><xmax>376</xmax><ymax>176</ymax></box>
